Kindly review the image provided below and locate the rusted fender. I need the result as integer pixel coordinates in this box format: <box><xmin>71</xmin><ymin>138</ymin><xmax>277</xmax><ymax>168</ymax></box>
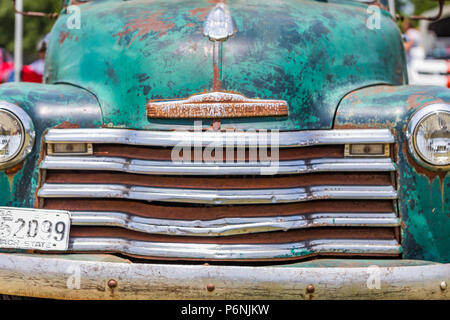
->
<box><xmin>0</xmin><ymin>82</ymin><xmax>102</xmax><ymax>209</ymax></box>
<box><xmin>0</xmin><ymin>253</ymin><xmax>448</xmax><ymax>300</ymax></box>
<box><xmin>334</xmin><ymin>84</ymin><xmax>450</xmax><ymax>263</ymax></box>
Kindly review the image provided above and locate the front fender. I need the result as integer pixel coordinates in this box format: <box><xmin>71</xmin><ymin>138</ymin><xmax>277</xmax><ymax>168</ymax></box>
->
<box><xmin>334</xmin><ymin>85</ymin><xmax>450</xmax><ymax>263</ymax></box>
<box><xmin>0</xmin><ymin>82</ymin><xmax>102</xmax><ymax>208</ymax></box>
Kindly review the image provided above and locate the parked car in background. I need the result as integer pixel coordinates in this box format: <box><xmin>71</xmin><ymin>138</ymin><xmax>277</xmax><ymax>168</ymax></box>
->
<box><xmin>408</xmin><ymin>5</ymin><xmax>450</xmax><ymax>87</ymax></box>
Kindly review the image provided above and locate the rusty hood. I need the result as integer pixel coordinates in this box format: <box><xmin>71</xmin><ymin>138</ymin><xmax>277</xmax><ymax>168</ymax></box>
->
<box><xmin>45</xmin><ymin>0</ymin><xmax>407</xmax><ymax>130</ymax></box>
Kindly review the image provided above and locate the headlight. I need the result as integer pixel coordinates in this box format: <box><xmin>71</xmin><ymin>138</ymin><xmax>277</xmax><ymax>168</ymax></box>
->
<box><xmin>407</xmin><ymin>104</ymin><xmax>450</xmax><ymax>169</ymax></box>
<box><xmin>0</xmin><ymin>101</ymin><xmax>35</xmax><ymax>169</ymax></box>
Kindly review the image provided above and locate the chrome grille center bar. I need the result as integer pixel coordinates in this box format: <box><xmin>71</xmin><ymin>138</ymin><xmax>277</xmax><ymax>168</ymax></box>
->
<box><xmin>44</xmin><ymin>128</ymin><xmax>395</xmax><ymax>147</ymax></box>
<box><xmin>40</xmin><ymin>156</ymin><xmax>396</xmax><ymax>176</ymax></box>
<box><xmin>39</xmin><ymin>184</ymin><xmax>398</xmax><ymax>205</ymax></box>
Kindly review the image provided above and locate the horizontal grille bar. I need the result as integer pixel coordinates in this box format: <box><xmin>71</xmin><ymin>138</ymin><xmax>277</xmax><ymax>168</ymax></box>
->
<box><xmin>40</xmin><ymin>156</ymin><xmax>396</xmax><ymax>176</ymax></box>
<box><xmin>71</xmin><ymin>211</ymin><xmax>400</xmax><ymax>236</ymax></box>
<box><xmin>68</xmin><ymin>238</ymin><xmax>401</xmax><ymax>260</ymax></box>
<box><xmin>44</xmin><ymin>199</ymin><xmax>396</xmax><ymax>220</ymax></box>
<box><xmin>44</xmin><ymin>128</ymin><xmax>395</xmax><ymax>147</ymax></box>
<box><xmin>93</xmin><ymin>144</ymin><xmax>345</xmax><ymax>161</ymax></box>
<box><xmin>44</xmin><ymin>172</ymin><xmax>393</xmax><ymax>189</ymax></box>
<box><xmin>39</xmin><ymin>184</ymin><xmax>398</xmax><ymax>205</ymax></box>
<box><xmin>69</xmin><ymin>226</ymin><xmax>397</xmax><ymax>243</ymax></box>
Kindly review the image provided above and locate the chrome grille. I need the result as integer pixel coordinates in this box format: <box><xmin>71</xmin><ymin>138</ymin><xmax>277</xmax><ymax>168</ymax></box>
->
<box><xmin>37</xmin><ymin>128</ymin><xmax>401</xmax><ymax>262</ymax></box>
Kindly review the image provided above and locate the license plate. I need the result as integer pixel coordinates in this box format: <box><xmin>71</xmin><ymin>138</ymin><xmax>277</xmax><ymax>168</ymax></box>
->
<box><xmin>0</xmin><ymin>207</ymin><xmax>71</xmax><ymax>251</ymax></box>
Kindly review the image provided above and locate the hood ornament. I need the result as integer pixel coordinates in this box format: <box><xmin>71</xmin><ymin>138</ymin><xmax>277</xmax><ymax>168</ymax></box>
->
<box><xmin>203</xmin><ymin>3</ymin><xmax>236</xmax><ymax>41</ymax></box>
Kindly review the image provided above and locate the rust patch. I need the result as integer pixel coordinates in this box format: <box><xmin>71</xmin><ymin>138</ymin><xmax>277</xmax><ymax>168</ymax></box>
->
<box><xmin>189</xmin><ymin>8</ymin><xmax>210</xmax><ymax>21</ymax></box>
<box><xmin>4</xmin><ymin>162</ymin><xmax>24</xmax><ymax>176</ymax></box>
<box><xmin>365</xmin><ymin>86</ymin><xmax>399</xmax><ymax>96</ymax></box>
<box><xmin>147</xmin><ymin>92</ymin><xmax>289</xmax><ymax>119</ymax></box>
<box><xmin>44</xmin><ymin>199</ymin><xmax>395</xmax><ymax>220</ymax></box>
<box><xmin>343</xmin><ymin>86</ymin><xmax>401</xmax><ymax>107</ymax></box>
<box><xmin>4</xmin><ymin>162</ymin><xmax>24</xmax><ymax>190</ymax></box>
<box><xmin>406</xmin><ymin>93</ymin><xmax>443</xmax><ymax>111</ymax></box>
<box><xmin>114</xmin><ymin>11</ymin><xmax>175</xmax><ymax>47</ymax></box>
<box><xmin>402</xmin><ymin>141</ymin><xmax>447</xmax><ymax>193</ymax></box>
<box><xmin>334</xmin><ymin>120</ymin><xmax>395</xmax><ymax>130</ymax></box>
<box><xmin>345</xmin><ymin>91</ymin><xmax>363</xmax><ymax>106</ymax></box>
<box><xmin>212</xmin><ymin>63</ymin><xmax>222</xmax><ymax>92</ymax></box>
<box><xmin>93</xmin><ymin>144</ymin><xmax>344</xmax><ymax>161</ymax></box>
<box><xmin>58</xmin><ymin>31</ymin><xmax>71</xmax><ymax>45</ymax></box>
<box><xmin>69</xmin><ymin>227</ymin><xmax>396</xmax><ymax>244</ymax></box>
<box><xmin>53</xmin><ymin>121</ymin><xmax>81</xmax><ymax>129</ymax></box>
<box><xmin>45</xmin><ymin>171</ymin><xmax>392</xmax><ymax>190</ymax></box>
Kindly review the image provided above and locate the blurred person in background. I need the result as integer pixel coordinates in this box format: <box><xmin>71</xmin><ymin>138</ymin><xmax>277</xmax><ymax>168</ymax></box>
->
<box><xmin>21</xmin><ymin>34</ymin><xmax>49</xmax><ymax>83</ymax></box>
<box><xmin>402</xmin><ymin>18</ymin><xmax>422</xmax><ymax>64</ymax></box>
<box><xmin>0</xmin><ymin>48</ymin><xmax>14</xmax><ymax>83</ymax></box>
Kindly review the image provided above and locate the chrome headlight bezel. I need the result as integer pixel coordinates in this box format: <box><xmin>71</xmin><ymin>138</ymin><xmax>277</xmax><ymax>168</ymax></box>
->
<box><xmin>0</xmin><ymin>101</ymin><xmax>35</xmax><ymax>170</ymax></box>
<box><xmin>407</xmin><ymin>103</ymin><xmax>450</xmax><ymax>170</ymax></box>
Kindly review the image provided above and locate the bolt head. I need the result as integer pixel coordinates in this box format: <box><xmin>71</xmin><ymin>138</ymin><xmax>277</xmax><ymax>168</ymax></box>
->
<box><xmin>206</xmin><ymin>283</ymin><xmax>215</xmax><ymax>292</ymax></box>
<box><xmin>440</xmin><ymin>281</ymin><xmax>447</xmax><ymax>291</ymax></box>
<box><xmin>306</xmin><ymin>284</ymin><xmax>315</xmax><ymax>294</ymax></box>
<box><xmin>108</xmin><ymin>279</ymin><xmax>118</xmax><ymax>289</ymax></box>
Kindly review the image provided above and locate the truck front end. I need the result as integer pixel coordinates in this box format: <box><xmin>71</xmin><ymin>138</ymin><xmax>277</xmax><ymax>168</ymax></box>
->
<box><xmin>0</xmin><ymin>0</ymin><xmax>448</xmax><ymax>299</ymax></box>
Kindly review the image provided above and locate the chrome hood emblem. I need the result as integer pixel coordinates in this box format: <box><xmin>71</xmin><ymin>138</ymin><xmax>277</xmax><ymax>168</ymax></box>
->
<box><xmin>203</xmin><ymin>3</ymin><xmax>236</xmax><ymax>41</ymax></box>
<box><xmin>147</xmin><ymin>92</ymin><xmax>288</xmax><ymax>119</ymax></box>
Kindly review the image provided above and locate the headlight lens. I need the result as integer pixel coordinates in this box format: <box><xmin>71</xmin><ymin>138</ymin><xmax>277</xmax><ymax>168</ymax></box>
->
<box><xmin>0</xmin><ymin>110</ymin><xmax>25</xmax><ymax>163</ymax></box>
<box><xmin>408</xmin><ymin>104</ymin><xmax>450</xmax><ymax>168</ymax></box>
<box><xmin>0</xmin><ymin>102</ymin><xmax>35</xmax><ymax>169</ymax></box>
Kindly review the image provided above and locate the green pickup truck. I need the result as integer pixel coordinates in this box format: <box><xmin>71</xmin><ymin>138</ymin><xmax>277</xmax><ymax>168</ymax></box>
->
<box><xmin>0</xmin><ymin>0</ymin><xmax>448</xmax><ymax>299</ymax></box>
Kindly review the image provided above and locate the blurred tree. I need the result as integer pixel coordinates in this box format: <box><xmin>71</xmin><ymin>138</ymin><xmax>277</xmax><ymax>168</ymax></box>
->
<box><xmin>0</xmin><ymin>0</ymin><xmax>441</xmax><ymax>64</ymax></box>
<box><xmin>411</xmin><ymin>0</ymin><xmax>440</xmax><ymax>14</ymax></box>
<box><xmin>0</xmin><ymin>0</ymin><xmax>61</xmax><ymax>63</ymax></box>
<box><xmin>395</xmin><ymin>0</ymin><xmax>406</xmax><ymax>12</ymax></box>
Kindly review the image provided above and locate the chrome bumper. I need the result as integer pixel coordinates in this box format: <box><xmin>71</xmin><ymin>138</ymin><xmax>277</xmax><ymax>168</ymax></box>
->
<box><xmin>0</xmin><ymin>253</ymin><xmax>448</xmax><ymax>300</ymax></box>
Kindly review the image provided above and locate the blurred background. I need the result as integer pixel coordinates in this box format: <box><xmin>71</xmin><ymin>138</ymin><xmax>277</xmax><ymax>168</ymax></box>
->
<box><xmin>0</xmin><ymin>0</ymin><xmax>59</xmax><ymax>63</ymax></box>
<box><xmin>0</xmin><ymin>0</ymin><xmax>447</xmax><ymax>85</ymax></box>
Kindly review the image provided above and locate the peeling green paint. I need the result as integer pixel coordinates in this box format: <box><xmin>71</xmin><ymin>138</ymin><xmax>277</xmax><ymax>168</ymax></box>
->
<box><xmin>0</xmin><ymin>83</ymin><xmax>102</xmax><ymax>208</ymax></box>
<box><xmin>335</xmin><ymin>85</ymin><xmax>450</xmax><ymax>263</ymax></box>
<box><xmin>45</xmin><ymin>0</ymin><xmax>406</xmax><ymax>130</ymax></box>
